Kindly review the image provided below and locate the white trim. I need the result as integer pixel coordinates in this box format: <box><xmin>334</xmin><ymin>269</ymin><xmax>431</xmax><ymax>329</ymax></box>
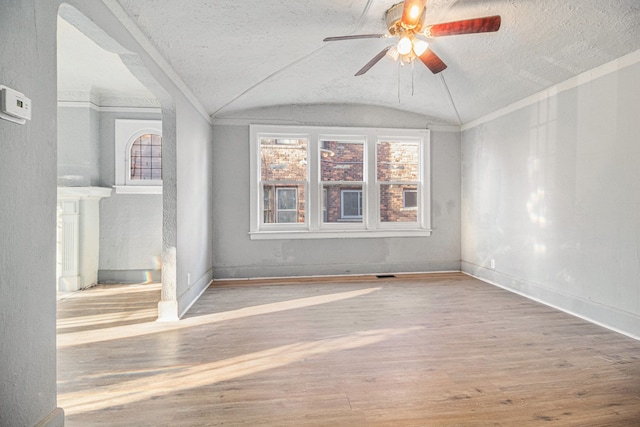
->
<box><xmin>461</xmin><ymin>268</ymin><xmax>640</xmax><ymax>342</ymax></box>
<box><xmin>213</xmin><ymin>117</ymin><xmax>310</xmax><ymax>126</ymax></box>
<box><xmin>462</xmin><ymin>49</ymin><xmax>640</xmax><ymax>131</ymax></box>
<box><xmin>34</xmin><ymin>408</ymin><xmax>65</xmax><ymax>427</ymax></box>
<box><xmin>58</xmin><ymin>186</ymin><xmax>112</xmax><ymax>199</ymax></box>
<box><xmin>213</xmin><ymin>270</ymin><xmax>459</xmax><ymax>283</ymax></box>
<box><xmin>275</xmin><ymin>187</ymin><xmax>299</xmax><ymax>223</ymax></box>
<box><xmin>113</xmin><ymin>185</ymin><xmax>162</xmax><ymax>195</ymax></box>
<box><xmin>402</xmin><ymin>188</ymin><xmax>418</xmax><ymax>209</ymax></box>
<box><xmin>340</xmin><ymin>189</ymin><xmax>363</xmax><ymax>219</ymax></box>
<box><xmin>177</xmin><ymin>274</ymin><xmax>214</xmax><ymax>319</ymax></box>
<box><xmin>99</xmin><ymin>106</ymin><xmax>162</xmax><ymax>114</ymax></box>
<box><xmin>214</xmin><ymin>117</ymin><xmax>460</xmax><ymax>129</ymax></box>
<box><xmin>115</xmin><ymin>119</ymin><xmax>162</xmax><ymax>187</ymax></box>
<box><xmin>57</xmin><ymin>100</ymin><xmax>162</xmax><ymax>115</ymax></box>
<box><xmin>427</xmin><ymin>124</ymin><xmax>460</xmax><ymax>132</ymax></box>
<box><xmin>250</xmin><ymin>124</ymin><xmax>431</xmax><ymax>239</ymax></box>
<box><xmin>126</xmin><ymin>132</ymin><xmax>162</xmax><ymax>185</ymax></box>
<box><xmin>250</xmin><ymin>229</ymin><xmax>432</xmax><ymax>240</ymax></box>
<box><xmin>375</xmin><ymin>137</ymin><xmax>424</xmax><ymax>229</ymax></box>
<box><xmin>57</xmin><ymin>100</ymin><xmax>101</xmax><ymax>111</ymax></box>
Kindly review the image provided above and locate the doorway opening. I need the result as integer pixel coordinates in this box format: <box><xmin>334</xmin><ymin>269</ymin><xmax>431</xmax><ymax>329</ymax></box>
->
<box><xmin>56</xmin><ymin>4</ymin><xmax>166</xmax><ymax>304</ymax></box>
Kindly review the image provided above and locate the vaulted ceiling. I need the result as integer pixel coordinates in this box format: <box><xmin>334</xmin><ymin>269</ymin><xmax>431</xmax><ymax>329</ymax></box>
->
<box><xmin>59</xmin><ymin>0</ymin><xmax>640</xmax><ymax>125</ymax></box>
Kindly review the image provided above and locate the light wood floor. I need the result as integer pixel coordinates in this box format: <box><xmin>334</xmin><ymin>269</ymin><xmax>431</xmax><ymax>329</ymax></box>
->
<box><xmin>57</xmin><ymin>273</ymin><xmax>640</xmax><ymax>426</ymax></box>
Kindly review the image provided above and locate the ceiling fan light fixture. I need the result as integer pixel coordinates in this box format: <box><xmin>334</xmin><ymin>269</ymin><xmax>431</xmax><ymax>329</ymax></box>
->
<box><xmin>323</xmin><ymin>1</ymin><xmax>502</xmax><ymax>76</ymax></box>
<box><xmin>409</xmin><ymin>5</ymin><xmax>421</xmax><ymax>20</ymax></box>
<box><xmin>412</xmin><ymin>38</ymin><xmax>428</xmax><ymax>56</ymax></box>
<box><xmin>397</xmin><ymin>36</ymin><xmax>413</xmax><ymax>55</ymax></box>
<box><xmin>386</xmin><ymin>45</ymin><xmax>400</xmax><ymax>61</ymax></box>
<box><xmin>401</xmin><ymin>1</ymin><xmax>426</xmax><ymax>29</ymax></box>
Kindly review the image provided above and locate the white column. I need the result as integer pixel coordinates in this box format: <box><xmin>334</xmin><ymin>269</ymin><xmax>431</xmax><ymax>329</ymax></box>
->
<box><xmin>57</xmin><ymin>199</ymin><xmax>81</xmax><ymax>291</ymax></box>
<box><xmin>56</xmin><ymin>187</ymin><xmax>112</xmax><ymax>292</ymax></box>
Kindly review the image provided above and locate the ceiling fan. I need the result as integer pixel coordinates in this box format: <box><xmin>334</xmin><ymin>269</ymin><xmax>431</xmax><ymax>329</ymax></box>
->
<box><xmin>323</xmin><ymin>0</ymin><xmax>501</xmax><ymax>76</ymax></box>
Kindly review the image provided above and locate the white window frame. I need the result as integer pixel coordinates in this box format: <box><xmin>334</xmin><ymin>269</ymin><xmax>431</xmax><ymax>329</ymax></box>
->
<box><xmin>340</xmin><ymin>189</ymin><xmax>363</xmax><ymax>219</ymax></box>
<box><xmin>114</xmin><ymin>119</ymin><xmax>162</xmax><ymax>194</ymax></box>
<box><xmin>256</xmin><ymin>131</ymin><xmax>309</xmax><ymax>232</ymax></box>
<box><xmin>403</xmin><ymin>188</ymin><xmax>418</xmax><ymax>209</ymax></box>
<box><xmin>276</xmin><ymin>187</ymin><xmax>299</xmax><ymax>223</ymax></box>
<box><xmin>249</xmin><ymin>124</ymin><xmax>431</xmax><ymax>240</ymax></box>
<box><xmin>376</xmin><ymin>138</ymin><xmax>422</xmax><ymax>229</ymax></box>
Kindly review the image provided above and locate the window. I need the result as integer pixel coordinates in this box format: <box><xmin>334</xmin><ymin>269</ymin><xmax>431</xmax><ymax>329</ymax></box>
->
<box><xmin>250</xmin><ymin>125</ymin><xmax>430</xmax><ymax>239</ymax></box>
<box><xmin>263</xmin><ymin>186</ymin><xmax>302</xmax><ymax>224</ymax></box>
<box><xmin>321</xmin><ymin>138</ymin><xmax>364</xmax><ymax>224</ymax></box>
<box><xmin>114</xmin><ymin>119</ymin><xmax>162</xmax><ymax>194</ymax></box>
<box><xmin>259</xmin><ymin>135</ymin><xmax>307</xmax><ymax>227</ymax></box>
<box><xmin>341</xmin><ymin>189</ymin><xmax>363</xmax><ymax>219</ymax></box>
<box><xmin>403</xmin><ymin>188</ymin><xmax>418</xmax><ymax>209</ymax></box>
<box><xmin>377</xmin><ymin>140</ymin><xmax>419</xmax><ymax>223</ymax></box>
<box><xmin>130</xmin><ymin>133</ymin><xmax>162</xmax><ymax>181</ymax></box>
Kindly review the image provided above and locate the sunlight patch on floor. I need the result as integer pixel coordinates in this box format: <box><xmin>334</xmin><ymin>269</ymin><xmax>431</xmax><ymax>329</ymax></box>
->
<box><xmin>57</xmin><ymin>287</ymin><xmax>381</xmax><ymax>348</ymax></box>
<box><xmin>58</xmin><ymin>325</ymin><xmax>422</xmax><ymax>415</ymax></box>
<box><xmin>57</xmin><ymin>308</ymin><xmax>159</xmax><ymax>331</ymax></box>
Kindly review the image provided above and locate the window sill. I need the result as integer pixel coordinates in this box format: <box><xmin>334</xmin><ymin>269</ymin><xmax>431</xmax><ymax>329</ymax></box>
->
<box><xmin>249</xmin><ymin>229</ymin><xmax>432</xmax><ymax>240</ymax></box>
<box><xmin>113</xmin><ymin>185</ymin><xmax>162</xmax><ymax>195</ymax></box>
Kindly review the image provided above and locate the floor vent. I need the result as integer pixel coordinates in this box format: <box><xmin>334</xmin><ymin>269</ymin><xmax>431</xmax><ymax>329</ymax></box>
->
<box><xmin>376</xmin><ymin>274</ymin><xmax>396</xmax><ymax>279</ymax></box>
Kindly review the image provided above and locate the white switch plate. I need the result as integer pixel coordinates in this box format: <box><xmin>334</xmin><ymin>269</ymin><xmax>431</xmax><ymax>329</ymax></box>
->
<box><xmin>0</xmin><ymin>85</ymin><xmax>31</xmax><ymax>124</ymax></box>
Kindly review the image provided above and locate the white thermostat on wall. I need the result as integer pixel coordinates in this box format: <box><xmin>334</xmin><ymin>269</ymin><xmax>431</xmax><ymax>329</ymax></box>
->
<box><xmin>0</xmin><ymin>85</ymin><xmax>32</xmax><ymax>124</ymax></box>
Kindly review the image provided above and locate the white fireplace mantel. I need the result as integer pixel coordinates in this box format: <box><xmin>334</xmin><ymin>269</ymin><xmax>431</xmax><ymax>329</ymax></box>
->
<box><xmin>57</xmin><ymin>186</ymin><xmax>112</xmax><ymax>292</ymax></box>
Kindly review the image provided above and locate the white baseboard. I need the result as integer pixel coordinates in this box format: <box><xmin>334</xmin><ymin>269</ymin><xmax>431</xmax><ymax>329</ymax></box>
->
<box><xmin>34</xmin><ymin>408</ymin><xmax>64</xmax><ymax>427</ymax></box>
<box><xmin>461</xmin><ymin>261</ymin><xmax>640</xmax><ymax>342</ymax></box>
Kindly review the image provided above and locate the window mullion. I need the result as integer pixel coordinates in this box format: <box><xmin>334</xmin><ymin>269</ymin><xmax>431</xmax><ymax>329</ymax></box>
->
<box><xmin>365</xmin><ymin>133</ymin><xmax>377</xmax><ymax>230</ymax></box>
<box><xmin>308</xmin><ymin>132</ymin><xmax>319</xmax><ymax>231</ymax></box>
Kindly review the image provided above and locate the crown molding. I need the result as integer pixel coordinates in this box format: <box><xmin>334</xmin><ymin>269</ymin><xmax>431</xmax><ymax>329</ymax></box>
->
<box><xmin>57</xmin><ymin>99</ymin><xmax>161</xmax><ymax>114</ymax></box>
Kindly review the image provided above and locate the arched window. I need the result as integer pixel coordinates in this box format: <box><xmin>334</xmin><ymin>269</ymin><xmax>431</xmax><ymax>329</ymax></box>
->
<box><xmin>130</xmin><ymin>133</ymin><xmax>162</xmax><ymax>181</ymax></box>
<box><xmin>115</xmin><ymin>119</ymin><xmax>163</xmax><ymax>194</ymax></box>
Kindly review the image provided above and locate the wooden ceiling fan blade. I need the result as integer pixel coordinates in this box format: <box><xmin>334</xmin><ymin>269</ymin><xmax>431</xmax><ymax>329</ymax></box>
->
<box><xmin>401</xmin><ymin>0</ymin><xmax>427</xmax><ymax>29</ymax></box>
<box><xmin>355</xmin><ymin>46</ymin><xmax>392</xmax><ymax>76</ymax></box>
<box><xmin>426</xmin><ymin>15</ymin><xmax>501</xmax><ymax>37</ymax></box>
<box><xmin>418</xmin><ymin>48</ymin><xmax>447</xmax><ymax>74</ymax></box>
<box><xmin>323</xmin><ymin>34</ymin><xmax>386</xmax><ymax>42</ymax></box>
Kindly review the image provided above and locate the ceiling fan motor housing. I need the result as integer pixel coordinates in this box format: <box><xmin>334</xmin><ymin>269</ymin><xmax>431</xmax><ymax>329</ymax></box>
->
<box><xmin>386</xmin><ymin>2</ymin><xmax>426</xmax><ymax>35</ymax></box>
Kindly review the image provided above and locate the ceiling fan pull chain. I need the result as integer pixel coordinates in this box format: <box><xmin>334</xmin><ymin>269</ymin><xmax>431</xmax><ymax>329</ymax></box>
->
<box><xmin>411</xmin><ymin>61</ymin><xmax>415</xmax><ymax>96</ymax></box>
<box><xmin>397</xmin><ymin>62</ymin><xmax>401</xmax><ymax>103</ymax></box>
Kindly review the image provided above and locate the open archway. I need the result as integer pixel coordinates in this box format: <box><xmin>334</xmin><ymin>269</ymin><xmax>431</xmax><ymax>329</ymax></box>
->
<box><xmin>56</xmin><ymin>3</ymin><xmax>177</xmax><ymax>320</ymax></box>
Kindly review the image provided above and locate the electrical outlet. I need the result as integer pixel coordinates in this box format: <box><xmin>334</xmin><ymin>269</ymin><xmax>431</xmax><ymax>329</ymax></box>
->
<box><xmin>490</xmin><ymin>259</ymin><xmax>496</xmax><ymax>269</ymax></box>
<box><xmin>187</xmin><ymin>273</ymin><xmax>191</xmax><ymax>285</ymax></box>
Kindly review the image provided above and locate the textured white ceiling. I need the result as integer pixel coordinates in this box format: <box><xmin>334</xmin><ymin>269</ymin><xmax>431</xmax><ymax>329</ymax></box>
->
<box><xmin>57</xmin><ymin>16</ymin><xmax>157</xmax><ymax>106</ymax></box>
<box><xmin>60</xmin><ymin>0</ymin><xmax>640</xmax><ymax>125</ymax></box>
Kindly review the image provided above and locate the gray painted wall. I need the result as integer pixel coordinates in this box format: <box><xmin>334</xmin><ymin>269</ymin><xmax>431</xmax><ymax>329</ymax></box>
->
<box><xmin>57</xmin><ymin>106</ymin><xmax>164</xmax><ymax>281</ymax></box>
<box><xmin>0</xmin><ymin>1</ymin><xmax>63</xmax><ymax>425</ymax></box>
<box><xmin>461</xmin><ymin>59</ymin><xmax>640</xmax><ymax>338</ymax></box>
<box><xmin>212</xmin><ymin>105</ymin><xmax>461</xmax><ymax>279</ymax></box>
<box><xmin>175</xmin><ymin>96</ymin><xmax>215</xmax><ymax>316</ymax></box>
<box><xmin>57</xmin><ymin>105</ymin><xmax>100</xmax><ymax>186</ymax></box>
<box><xmin>98</xmin><ymin>194</ymin><xmax>163</xmax><ymax>280</ymax></box>
<box><xmin>98</xmin><ymin>110</ymin><xmax>163</xmax><ymax>281</ymax></box>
